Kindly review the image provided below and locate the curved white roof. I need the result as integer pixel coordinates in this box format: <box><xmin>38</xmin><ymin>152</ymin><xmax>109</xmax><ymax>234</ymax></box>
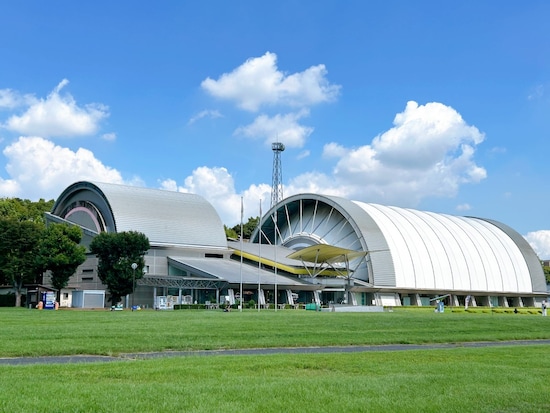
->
<box><xmin>257</xmin><ymin>194</ymin><xmax>546</xmax><ymax>295</ymax></box>
<box><xmin>353</xmin><ymin>202</ymin><xmax>541</xmax><ymax>294</ymax></box>
<box><xmin>51</xmin><ymin>181</ymin><xmax>227</xmax><ymax>248</ymax></box>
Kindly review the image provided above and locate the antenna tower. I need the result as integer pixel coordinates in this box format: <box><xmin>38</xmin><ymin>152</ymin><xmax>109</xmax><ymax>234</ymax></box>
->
<box><xmin>271</xmin><ymin>142</ymin><xmax>285</xmax><ymax>207</ymax></box>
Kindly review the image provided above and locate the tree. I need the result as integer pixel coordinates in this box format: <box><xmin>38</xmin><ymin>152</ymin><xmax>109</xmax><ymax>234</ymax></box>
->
<box><xmin>36</xmin><ymin>224</ymin><xmax>87</xmax><ymax>297</ymax></box>
<box><xmin>89</xmin><ymin>231</ymin><xmax>150</xmax><ymax>305</ymax></box>
<box><xmin>543</xmin><ymin>263</ymin><xmax>550</xmax><ymax>284</ymax></box>
<box><xmin>0</xmin><ymin>198</ymin><xmax>55</xmax><ymax>224</ymax></box>
<box><xmin>0</xmin><ymin>218</ymin><xmax>43</xmax><ymax>307</ymax></box>
<box><xmin>224</xmin><ymin>225</ymin><xmax>238</xmax><ymax>239</ymax></box>
<box><xmin>231</xmin><ymin>216</ymin><xmax>260</xmax><ymax>240</ymax></box>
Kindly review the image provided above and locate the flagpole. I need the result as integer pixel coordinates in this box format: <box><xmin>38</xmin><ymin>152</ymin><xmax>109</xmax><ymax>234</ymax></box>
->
<box><xmin>258</xmin><ymin>199</ymin><xmax>262</xmax><ymax>312</ymax></box>
<box><xmin>239</xmin><ymin>196</ymin><xmax>244</xmax><ymax>312</ymax></box>
<box><xmin>274</xmin><ymin>211</ymin><xmax>278</xmax><ymax>312</ymax></box>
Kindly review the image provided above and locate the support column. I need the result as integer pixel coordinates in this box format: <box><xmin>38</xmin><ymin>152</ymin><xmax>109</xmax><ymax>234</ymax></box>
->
<box><xmin>452</xmin><ymin>295</ymin><xmax>459</xmax><ymax>307</ymax></box>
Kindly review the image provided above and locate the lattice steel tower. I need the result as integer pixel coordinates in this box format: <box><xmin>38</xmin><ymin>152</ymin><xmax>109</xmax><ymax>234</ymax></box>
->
<box><xmin>271</xmin><ymin>142</ymin><xmax>285</xmax><ymax>207</ymax></box>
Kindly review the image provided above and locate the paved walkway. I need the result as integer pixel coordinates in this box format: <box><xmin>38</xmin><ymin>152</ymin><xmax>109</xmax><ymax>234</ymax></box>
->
<box><xmin>1</xmin><ymin>339</ymin><xmax>550</xmax><ymax>365</ymax></box>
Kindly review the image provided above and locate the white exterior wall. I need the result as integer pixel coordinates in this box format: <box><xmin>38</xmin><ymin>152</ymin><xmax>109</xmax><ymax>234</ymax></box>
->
<box><xmin>354</xmin><ymin>202</ymin><xmax>536</xmax><ymax>294</ymax></box>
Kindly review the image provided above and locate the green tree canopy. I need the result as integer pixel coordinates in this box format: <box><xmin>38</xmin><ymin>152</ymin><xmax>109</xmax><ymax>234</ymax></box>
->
<box><xmin>0</xmin><ymin>218</ymin><xmax>43</xmax><ymax>306</ymax></box>
<box><xmin>89</xmin><ymin>231</ymin><xmax>150</xmax><ymax>305</ymax></box>
<box><xmin>231</xmin><ymin>216</ymin><xmax>260</xmax><ymax>240</ymax></box>
<box><xmin>36</xmin><ymin>224</ymin><xmax>87</xmax><ymax>295</ymax></box>
<box><xmin>0</xmin><ymin>198</ymin><xmax>54</xmax><ymax>224</ymax></box>
<box><xmin>224</xmin><ymin>225</ymin><xmax>238</xmax><ymax>240</ymax></box>
<box><xmin>543</xmin><ymin>264</ymin><xmax>550</xmax><ymax>284</ymax></box>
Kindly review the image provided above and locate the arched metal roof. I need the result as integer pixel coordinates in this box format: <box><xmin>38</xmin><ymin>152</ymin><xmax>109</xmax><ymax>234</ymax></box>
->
<box><xmin>254</xmin><ymin>194</ymin><xmax>546</xmax><ymax>295</ymax></box>
<box><xmin>50</xmin><ymin>181</ymin><xmax>227</xmax><ymax>248</ymax></box>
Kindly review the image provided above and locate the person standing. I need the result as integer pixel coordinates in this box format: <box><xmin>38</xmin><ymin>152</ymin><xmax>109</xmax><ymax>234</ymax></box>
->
<box><xmin>542</xmin><ymin>300</ymin><xmax>547</xmax><ymax>317</ymax></box>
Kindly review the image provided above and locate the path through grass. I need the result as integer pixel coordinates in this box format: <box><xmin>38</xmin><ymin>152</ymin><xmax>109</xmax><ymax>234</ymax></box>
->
<box><xmin>1</xmin><ymin>307</ymin><xmax>549</xmax><ymax>357</ymax></box>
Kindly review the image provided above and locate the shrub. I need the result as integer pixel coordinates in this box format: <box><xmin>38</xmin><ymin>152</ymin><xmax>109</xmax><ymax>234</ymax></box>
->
<box><xmin>173</xmin><ymin>304</ymin><xmax>206</xmax><ymax>310</ymax></box>
<box><xmin>248</xmin><ymin>299</ymin><xmax>256</xmax><ymax>309</ymax></box>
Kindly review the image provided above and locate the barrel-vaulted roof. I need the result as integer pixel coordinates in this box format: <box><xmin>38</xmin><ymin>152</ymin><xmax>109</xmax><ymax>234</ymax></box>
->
<box><xmin>352</xmin><ymin>201</ymin><xmax>545</xmax><ymax>294</ymax></box>
<box><xmin>255</xmin><ymin>193</ymin><xmax>546</xmax><ymax>295</ymax></box>
<box><xmin>50</xmin><ymin>181</ymin><xmax>227</xmax><ymax>249</ymax></box>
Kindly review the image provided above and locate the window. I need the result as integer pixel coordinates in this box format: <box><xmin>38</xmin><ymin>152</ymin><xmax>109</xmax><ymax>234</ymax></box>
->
<box><xmin>205</xmin><ymin>253</ymin><xmax>223</xmax><ymax>259</ymax></box>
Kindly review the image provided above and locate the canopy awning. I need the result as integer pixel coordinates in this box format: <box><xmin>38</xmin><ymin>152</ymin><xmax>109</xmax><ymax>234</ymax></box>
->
<box><xmin>286</xmin><ymin>245</ymin><xmax>367</xmax><ymax>264</ymax></box>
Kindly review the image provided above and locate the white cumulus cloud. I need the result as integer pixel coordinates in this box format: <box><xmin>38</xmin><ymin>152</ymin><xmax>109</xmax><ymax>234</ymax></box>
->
<box><xmin>3</xmin><ymin>79</ymin><xmax>109</xmax><ymax>138</ymax></box>
<box><xmin>0</xmin><ymin>88</ymin><xmax>36</xmax><ymax>110</ymax></box>
<box><xmin>0</xmin><ymin>136</ymin><xmax>124</xmax><ymax>199</ymax></box>
<box><xmin>201</xmin><ymin>52</ymin><xmax>340</xmax><ymax>112</ymax></box>
<box><xmin>234</xmin><ymin>110</ymin><xmax>313</xmax><ymax>148</ymax></box>
<box><xmin>309</xmin><ymin>101</ymin><xmax>487</xmax><ymax>206</ymax></box>
<box><xmin>160</xmin><ymin>166</ymin><xmax>272</xmax><ymax>226</ymax></box>
<box><xmin>524</xmin><ymin>230</ymin><xmax>550</xmax><ymax>260</ymax></box>
<box><xmin>200</xmin><ymin>52</ymin><xmax>340</xmax><ymax>151</ymax></box>
<box><xmin>372</xmin><ymin>101</ymin><xmax>484</xmax><ymax>169</ymax></box>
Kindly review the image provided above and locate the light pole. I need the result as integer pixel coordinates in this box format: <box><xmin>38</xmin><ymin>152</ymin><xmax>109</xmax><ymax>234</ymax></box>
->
<box><xmin>131</xmin><ymin>262</ymin><xmax>137</xmax><ymax>310</ymax></box>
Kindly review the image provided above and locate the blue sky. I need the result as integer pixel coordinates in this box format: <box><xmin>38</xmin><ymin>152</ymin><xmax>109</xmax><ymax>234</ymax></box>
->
<box><xmin>1</xmin><ymin>1</ymin><xmax>550</xmax><ymax>257</ymax></box>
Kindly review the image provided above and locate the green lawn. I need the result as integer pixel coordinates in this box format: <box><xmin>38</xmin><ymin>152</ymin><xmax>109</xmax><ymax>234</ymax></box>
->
<box><xmin>1</xmin><ymin>307</ymin><xmax>549</xmax><ymax>357</ymax></box>
<box><xmin>1</xmin><ymin>308</ymin><xmax>549</xmax><ymax>412</ymax></box>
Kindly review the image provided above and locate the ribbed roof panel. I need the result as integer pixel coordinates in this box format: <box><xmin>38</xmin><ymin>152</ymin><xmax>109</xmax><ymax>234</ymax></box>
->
<box><xmin>51</xmin><ymin>181</ymin><xmax>227</xmax><ymax>248</ymax></box>
<box><xmin>259</xmin><ymin>194</ymin><xmax>545</xmax><ymax>294</ymax></box>
<box><xmin>352</xmin><ymin>202</ymin><xmax>539</xmax><ymax>294</ymax></box>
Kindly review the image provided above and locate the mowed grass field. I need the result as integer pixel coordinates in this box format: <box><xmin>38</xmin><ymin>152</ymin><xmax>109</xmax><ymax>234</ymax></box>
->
<box><xmin>1</xmin><ymin>307</ymin><xmax>549</xmax><ymax>412</ymax></box>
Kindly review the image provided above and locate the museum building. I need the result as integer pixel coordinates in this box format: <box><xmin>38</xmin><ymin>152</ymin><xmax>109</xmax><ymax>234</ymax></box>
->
<box><xmin>44</xmin><ymin>181</ymin><xmax>548</xmax><ymax>309</ymax></box>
